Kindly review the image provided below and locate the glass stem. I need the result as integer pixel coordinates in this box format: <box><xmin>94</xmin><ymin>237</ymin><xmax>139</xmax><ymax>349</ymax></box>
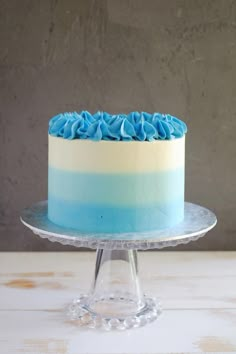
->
<box><xmin>88</xmin><ymin>249</ymin><xmax>144</xmax><ymax>315</ymax></box>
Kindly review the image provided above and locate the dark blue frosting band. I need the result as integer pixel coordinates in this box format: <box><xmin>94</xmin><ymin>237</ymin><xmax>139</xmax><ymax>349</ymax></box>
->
<box><xmin>49</xmin><ymin>111</ymin><xmax>187</xmax><ymax>141</ymax></box>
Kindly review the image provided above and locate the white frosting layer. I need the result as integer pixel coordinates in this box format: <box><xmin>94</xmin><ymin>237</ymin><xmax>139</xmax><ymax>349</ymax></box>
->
<box><xmin>48</xmin><ymin>135</ymin><xmax>185</xmax><ymax>173</ymax></box>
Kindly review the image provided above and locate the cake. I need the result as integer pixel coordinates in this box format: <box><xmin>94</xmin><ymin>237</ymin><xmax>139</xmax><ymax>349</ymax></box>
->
<box><xmin>48</xmin><ymin>111</ymin><xmax>187</xmax><ymax>233</ymax></box>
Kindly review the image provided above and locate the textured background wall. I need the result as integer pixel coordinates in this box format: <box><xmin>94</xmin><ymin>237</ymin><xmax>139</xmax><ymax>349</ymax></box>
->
<box><xmin>0</xmin><ymin>0</ymin><xmax>235</xmax><ymax>251</ymax></box>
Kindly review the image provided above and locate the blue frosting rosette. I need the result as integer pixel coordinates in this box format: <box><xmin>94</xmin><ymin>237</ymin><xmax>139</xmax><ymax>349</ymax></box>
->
<box><xmin>49</xmin><ymin>111</ymin><xmax>187</xmax><ymax>141</ymax></box>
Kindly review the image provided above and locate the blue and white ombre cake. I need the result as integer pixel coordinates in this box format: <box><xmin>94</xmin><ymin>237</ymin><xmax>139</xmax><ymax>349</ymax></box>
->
<box><xmin>48</xmin><ymin>111</ymin><xmax>187</xmax><ymax>233</ymax></box>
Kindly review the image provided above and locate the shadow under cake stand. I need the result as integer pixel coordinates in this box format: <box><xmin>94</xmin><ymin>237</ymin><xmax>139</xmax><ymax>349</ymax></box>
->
<box><xmin>21</xmin><ymin>201</ymin><xmax>216</xmax><ymax>330</ymax></box>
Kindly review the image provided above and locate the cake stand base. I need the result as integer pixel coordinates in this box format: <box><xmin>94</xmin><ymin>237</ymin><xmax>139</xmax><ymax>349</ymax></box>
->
<box><xmin>67</xmin><ymin>249</ymin><xmax>161</xmax><ymax>330</ymax></box>
<box><xmin>21</xmin><ymin>201</ymin><xmax>217</xmax><ymax>330</ymax></box>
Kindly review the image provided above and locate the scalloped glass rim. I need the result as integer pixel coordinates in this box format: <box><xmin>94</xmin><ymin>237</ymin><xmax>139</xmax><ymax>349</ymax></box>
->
<box><xmin>20</xmin><ymin>201</ymin><xmax>217</xmax><ymax>250</ymax></box>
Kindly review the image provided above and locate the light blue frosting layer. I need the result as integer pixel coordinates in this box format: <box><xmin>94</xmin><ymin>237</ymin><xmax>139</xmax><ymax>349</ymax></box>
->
<box><xmin>48</xmin><ymin>167</ymin><xmax>184</xmax><ymax>232</ymax></box>
<box><xmin>48</xmin><ymin>167</ymin><xmax>184</xmax><ymax>205</ymax></box>
<box><xmin>48</xmin><ymin>111</ymin><xmax>187</xmax><ymax>141</ymax></box>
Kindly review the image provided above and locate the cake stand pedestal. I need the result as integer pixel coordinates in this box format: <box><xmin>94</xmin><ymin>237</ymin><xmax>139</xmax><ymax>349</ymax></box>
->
<box><xmin>21</xmin><ymin>202</ymin><xmax>216</xmax><ymax>330</ymax></box>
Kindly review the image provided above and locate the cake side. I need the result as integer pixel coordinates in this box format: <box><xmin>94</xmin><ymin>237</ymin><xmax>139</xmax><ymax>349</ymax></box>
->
<box><xmin>48</xmin><ymin>135</ymin><xmax>185</xmax><ymax>233</ymax></box>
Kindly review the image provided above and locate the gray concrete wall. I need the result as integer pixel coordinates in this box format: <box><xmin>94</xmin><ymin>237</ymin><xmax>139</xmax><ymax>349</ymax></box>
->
<box><xmin>0</xmin><ymin>0</ymin><xmax>235</xmax><ymax>251</ymax></box>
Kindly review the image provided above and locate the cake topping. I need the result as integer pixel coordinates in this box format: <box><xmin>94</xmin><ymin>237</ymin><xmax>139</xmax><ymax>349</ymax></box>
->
<box><xmin>49</xmin><ymin>111</ymin><xmax>187</xmax><ymax>141</ymax></box>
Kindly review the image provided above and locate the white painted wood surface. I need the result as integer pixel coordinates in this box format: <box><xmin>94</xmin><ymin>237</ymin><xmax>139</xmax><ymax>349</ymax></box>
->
<box><xmin>0</xmin><ymin>251</ymin><xmax>236</xmax><ymax>353</ymax></box>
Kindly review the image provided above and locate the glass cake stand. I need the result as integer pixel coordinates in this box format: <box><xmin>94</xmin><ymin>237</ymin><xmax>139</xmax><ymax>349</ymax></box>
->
<box><xmin>21</xmin><ymin>201</ymin><xmax>216</xmax><ymax>330</ymax></box>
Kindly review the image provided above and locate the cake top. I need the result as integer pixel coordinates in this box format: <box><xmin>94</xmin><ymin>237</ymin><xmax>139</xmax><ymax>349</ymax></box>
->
<box><xmin>48</xmin><ymin>111</ymin><xmax>187</xmax><ymax>142</ymax></box>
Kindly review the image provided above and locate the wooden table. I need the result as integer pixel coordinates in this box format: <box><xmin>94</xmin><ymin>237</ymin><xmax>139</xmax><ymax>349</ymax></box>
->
<box><xmin>0</xmin><ymin>252</ymin><xmax>236</xmax><ymax>353</ymax></box>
